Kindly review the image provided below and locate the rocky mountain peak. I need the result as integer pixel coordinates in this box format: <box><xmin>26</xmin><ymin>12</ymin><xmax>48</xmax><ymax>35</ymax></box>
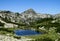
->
<box><xmin>21</xmin><ymin>8</ymin><xmax>36</xmax><ymax>15</ymax></box>
<box><xmin>26</xmin><ymin>8</ymin><xmax>34</xmax><ymax>12</ymax></box>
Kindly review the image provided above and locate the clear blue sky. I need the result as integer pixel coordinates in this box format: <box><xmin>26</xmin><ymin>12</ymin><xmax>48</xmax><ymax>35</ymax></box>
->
<box><xmin>0</xmin><ymin>0</ymin><xmax>60</xmax><ymax>14</ymax></box>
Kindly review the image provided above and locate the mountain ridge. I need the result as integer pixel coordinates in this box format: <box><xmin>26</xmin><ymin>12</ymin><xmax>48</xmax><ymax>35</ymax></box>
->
<box><xmin>0</xmin><ymin>9</ymin><xmax>60</xmax><ymax>28</ymax></box>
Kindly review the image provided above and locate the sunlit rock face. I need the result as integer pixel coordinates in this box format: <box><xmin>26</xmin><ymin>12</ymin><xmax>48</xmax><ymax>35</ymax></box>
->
<box><xmin>4</xmin><ymin>23</ymin><xmax>18</xmax><ymax>28</ymax></box>
<box><xmin>53</xmin><ymin>14</ymin><xmax>60</xmax><ymax>18</ymax></box>
<box><xmin>37</xmin><ymin>14</ymin><xmax>52</xmax><ymax>18</ymax></box>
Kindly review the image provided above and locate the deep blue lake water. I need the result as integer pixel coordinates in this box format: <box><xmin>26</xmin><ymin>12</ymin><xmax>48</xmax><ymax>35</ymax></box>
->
<box><xmin>14</xmin><ymin>30</ymin><xmax>42</xmax><ymax>36</ymax></box>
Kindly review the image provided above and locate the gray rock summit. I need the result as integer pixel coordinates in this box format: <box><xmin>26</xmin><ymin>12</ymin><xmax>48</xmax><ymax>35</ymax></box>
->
<box><xmin>21</xmin><ymin>8</ymin><xmax>36</xmax><ymax>14</ymax></box>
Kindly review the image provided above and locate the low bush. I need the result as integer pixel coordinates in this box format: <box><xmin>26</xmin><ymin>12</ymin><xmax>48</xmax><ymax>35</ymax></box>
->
<box><xmin>13</xmin><ymin>36</ymin><xmax>21</xmax><ymax>39</ymax></box>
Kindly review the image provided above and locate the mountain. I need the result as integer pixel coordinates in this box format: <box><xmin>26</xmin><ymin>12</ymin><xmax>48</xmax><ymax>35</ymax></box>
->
<box><xmin>21</xmin><ymin>8</ymin><xmax>36</xmax><ymax>14</ymax></box>
<box><xmin>0</xmin><ymin>9</ymin><xmax>60</xmax><ymax>28</ymax></box>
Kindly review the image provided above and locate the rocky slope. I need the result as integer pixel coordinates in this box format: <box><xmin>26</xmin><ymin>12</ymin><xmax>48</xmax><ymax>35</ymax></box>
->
<box><xmin>0</xmin><ymin>34</ymin><xmax>32</xmax><ymax>41</ymax></box>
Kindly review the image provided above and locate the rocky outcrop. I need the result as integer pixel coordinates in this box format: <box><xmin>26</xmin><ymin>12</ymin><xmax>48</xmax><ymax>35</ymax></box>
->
<box><xmin>0</xmin><ymin>34</ymin><xmax>32</xmax><ymax>41</ymax></box>
<box><xmin>0</xmin><ymin>18</ymin><xmax>18</xmax><ymax>28</ymax></box>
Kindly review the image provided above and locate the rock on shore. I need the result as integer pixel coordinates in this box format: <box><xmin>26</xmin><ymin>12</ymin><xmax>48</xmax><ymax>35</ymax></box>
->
<box><xmin>0</xmin><ymin>34</ymin><xmax>32</xmax><ymax>41</ymax></box>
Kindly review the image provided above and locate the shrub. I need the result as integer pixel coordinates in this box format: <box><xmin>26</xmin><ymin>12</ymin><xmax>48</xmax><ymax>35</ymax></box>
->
<box><xmin>35</xmin><ymin>37</ymin><xmax>54</xmax><ymax>41</ymax></box>
<box><xmin>13</xmin><ymin>36</ymin><xmax>21</xmax><ymax>39</ymax></box>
